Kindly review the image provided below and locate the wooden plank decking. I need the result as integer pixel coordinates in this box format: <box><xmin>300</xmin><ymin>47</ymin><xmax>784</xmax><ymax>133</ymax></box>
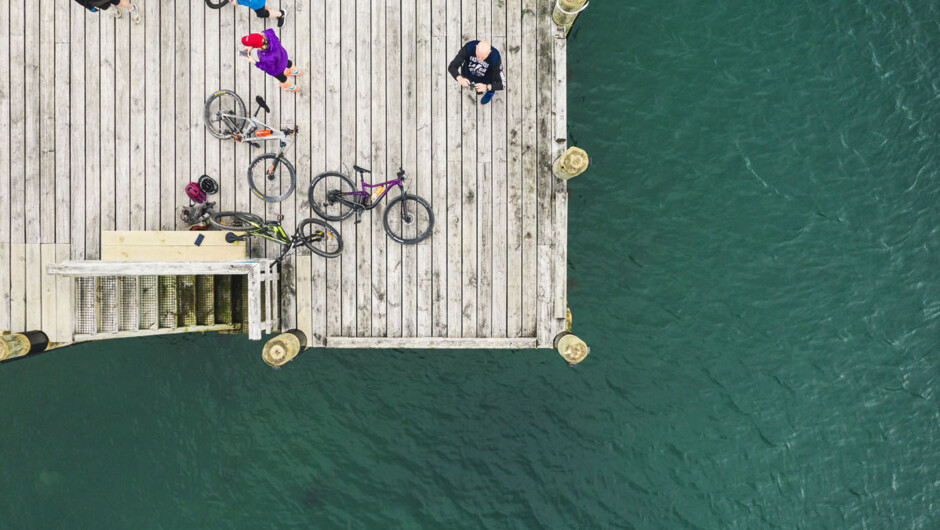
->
<box><xmin>0</xmin><ymin>0</ymin><xmax>569</xmax><ymax>349</ymax></box>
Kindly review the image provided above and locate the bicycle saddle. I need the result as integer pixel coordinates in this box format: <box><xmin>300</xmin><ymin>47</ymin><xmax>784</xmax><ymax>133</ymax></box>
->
<box><xmin>353</xmin><ymin>165</ymin><xmax>371</xmax><ymax>174</ymax></box>
<box><xmin>255</xmin><ymin>96</ymin><xmax>270</xmax><ymax>113</ymax></box>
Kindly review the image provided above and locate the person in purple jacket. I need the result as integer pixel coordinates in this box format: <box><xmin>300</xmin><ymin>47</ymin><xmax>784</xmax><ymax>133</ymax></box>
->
<box><xmin>241</xmin><ymin>31</ymin><xmax>303</xmax><ymax>92</ymax></box>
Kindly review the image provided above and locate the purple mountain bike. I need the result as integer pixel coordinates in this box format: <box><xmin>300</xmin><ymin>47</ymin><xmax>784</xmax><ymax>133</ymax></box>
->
<box><xmin>308</xmin><ymin>165</ymin><xmax>434</xmax><ymax>245</ymax></box>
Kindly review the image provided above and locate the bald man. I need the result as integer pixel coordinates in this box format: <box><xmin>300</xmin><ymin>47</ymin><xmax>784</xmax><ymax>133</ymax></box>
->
<box><xmin>448</xmin><ymin>40</ymin><xmax>505</xmax><ymax>104</ymax></box>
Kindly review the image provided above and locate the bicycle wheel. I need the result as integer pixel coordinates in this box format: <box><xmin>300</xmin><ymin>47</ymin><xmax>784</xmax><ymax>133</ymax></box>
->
<box><xmin>308</xmin><ymin>171</ymin><xmax>357</xmax><ymax>221</ymax></box>
<box><xmin>204</xmin><ymin>0</ymin><xmax>228</xmax><ymax>8</ymax></box>
<box><xmin>248</xmin><ymin>154</ymin><xmax>296</xmax><ymax>202</ymax></box>
<box><xmin>209</xmin><ymin>211</ymin><xmax>264</xmax><ymax>231</ymax></box>
<box><xmin>204</xmin><ymin>90</ymin><xmax>247</xmax><ymax>139</ymax></box>
<box><xmin>297</xmin><ymin>218</ymin><xmax>344</xmax><ymax>258</ymax></box>
<box><xmin>383</xmin><ymin>194</ymin><xmax>434</xmax><ymax>244</ymax></box>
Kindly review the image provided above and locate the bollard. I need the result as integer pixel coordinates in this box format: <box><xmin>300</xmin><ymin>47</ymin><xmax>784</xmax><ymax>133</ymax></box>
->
<box><xmin>553</xmin><ymin>331</ymin><xmax>590</xmax><ymax>365</ymax></box>
<box><xmin>262</xmin><ymin>329</ymin><xmax>308</xmax><ymax>367</ymax></box>
<box><xmin>552</xmin><ymin>0</ymin><xmax>590</xmax><ymax>37</ymax></box>
<box><xmin>0</xmin><ymin>331</ymin><xmax>50</xmax><ymax>362</ymax></box>
<box><xmin>552</xmin><ymin>146</ymin><xmax>591</xmax><ymax>180</ymax></box>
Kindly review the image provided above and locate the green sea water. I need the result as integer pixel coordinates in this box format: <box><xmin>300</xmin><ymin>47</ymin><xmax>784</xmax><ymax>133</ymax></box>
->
<box><xmin>3</xmin><ymin>1</ymin><xmax>940</xmax><ymax>528</ymax></box>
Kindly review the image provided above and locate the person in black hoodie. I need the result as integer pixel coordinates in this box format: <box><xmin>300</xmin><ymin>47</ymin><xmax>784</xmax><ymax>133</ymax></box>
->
<box><xmin>448</xmin><ymin>40</ymin><xmax>505</xmax><ymax>104</ymax></box>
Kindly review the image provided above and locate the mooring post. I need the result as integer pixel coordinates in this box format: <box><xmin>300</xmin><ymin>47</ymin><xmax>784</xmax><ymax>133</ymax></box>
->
<box><xmin>552</xmin><ymin>146</ymin><xmax>591</xmax><ymax>180</ymax></box>
<box><xmin>552</xmin><ymin>0</ymin><xmax>590</xmax><ymax>37</ymax></box>
<box><xmin>554</xmin><ymin>306</ymin><xmax>588</xmax><ymax>365</ymax></box>
<box><xmin>0</xmin><ymin>331</ymin><xmax>50</xmax><ymax>362</ymax></box>
<box><xmin>554</xmin><ymin>331</ymin><xmax>590</xmax><ymax>365</ymax></box>
<box><xmin>261</xmin><ymin>329</ymin><xmax>308</xmax><ymax>368</ymax></box>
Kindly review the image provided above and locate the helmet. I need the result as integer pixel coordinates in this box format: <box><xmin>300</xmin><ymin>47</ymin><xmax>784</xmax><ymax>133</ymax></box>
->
<box><xmin>186</xmin><ymin>182</ymin><xmax>206</xmax><ymax>204</ymax></box>
<box><xmin>198</xmin><ymin>174</ymin><xmax>219</xmax><ymax>195</ymax></box>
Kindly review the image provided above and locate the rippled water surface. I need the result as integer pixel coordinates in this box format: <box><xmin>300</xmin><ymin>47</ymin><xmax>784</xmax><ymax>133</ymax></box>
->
<box><xmin>3</xmin><ymin>1</ymin><xmax>939</xmax><ymax>528</ymax></box>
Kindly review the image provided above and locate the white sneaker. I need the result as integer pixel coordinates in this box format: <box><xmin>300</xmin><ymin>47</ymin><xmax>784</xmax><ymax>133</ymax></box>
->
<box><xmin>108</xmin><ymin>7</ymin><xmax>122</xmax><ymax>19</ymax></box>
<box><xmin>130</xmin><ymin>5</ymin><xmax>141</xmax><ymax>24</ymax></box>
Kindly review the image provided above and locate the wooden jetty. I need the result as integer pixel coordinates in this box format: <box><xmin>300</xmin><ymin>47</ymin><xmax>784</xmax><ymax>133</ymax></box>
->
<box><xmin>0</xmin><ymin>0</ymin><xmax>589</xmax><ymax>359</ymax></box>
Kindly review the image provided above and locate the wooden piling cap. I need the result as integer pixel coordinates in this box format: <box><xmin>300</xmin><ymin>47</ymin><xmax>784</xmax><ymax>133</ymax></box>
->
<box><xmin>0</xmin><ymin>333</ymin><xmax>31</xmax><ymax>361</ymax></box>
<box><xmin>555</xmin><ymin>332</ymin><xmax>589</xmax><ymax>364</ymax></box>
<box><xmin>560</xmin><ymin>147</ymin><xmax>590</xmax><ymax>175</ymax></box>
<box><xmin>262</xmin><ymin>333</ymin><xmax>302</xmax><ymax>367</ymax></box>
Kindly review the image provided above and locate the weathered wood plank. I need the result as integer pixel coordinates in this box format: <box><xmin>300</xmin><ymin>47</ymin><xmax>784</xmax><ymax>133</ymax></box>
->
<box><xmin>129</xmin><ymin>2</ymin><xmax>146</xmax><ymax>232</ymax></box>
<box><xmin>353</xmin><ymin>0</ymin><xmax>372</xmax><ymax>338</ymax></box>
<box><xmin>401</xmin><ymin>0</ymin><xmax>419</xmax><ymax>338</ymax></box>
<box><xmin>430</xmin><ymin>0</ymin><xmax>447</xmax><ymax>337</ymax></box>
<box><xmin>0</xmin><ymin>244</ymin><xmax>8</xmax><ymax>331</ymax></box>
<box><xmin>85</xmin><ymin>12</ymin><xmax>101</xmax><ymax>258</ymax></box>
<box><xmin>189</xmin><ymin>0</ymin><xmax>205</xmax><ymax>235</ymax></box>
<box><xmin>41</xmin><ymin>244</ymin><xmax>58</xmax><ymax>338</ymax></box>
<box><xmin>114</xmin><ymin>8</ymin><xmax>131</xmax><ymax>232</ymax></box>
<box><xmin>159</xmin><ymin>2</ymin><xmax>176</xmax><ymax>232</ymax></box>
<box><xmin>39</xmin><ymin>0</ymin><xmax>56</xmax><ymax>243</ymax></box>
<box><xmin>24</xmin><ymin>0</ymin><xmax>40</xmax><ymax>244</ymax></box>
<box><xmin>144</xmin><ymin>0</ymin><xmax>160</xmax><ymax>232</ymax></box>
<box><xmin>369</xmin><ymin>0</ymin><xmax>388</xmax><ymax>338</ymax></box>
<box><xmin>460</xmin><ymin>0</ymin><xmax>479</xmax><ymax>338</ymax></box>
<box><xmin>520</xmin><ymin>0</ymin><xmax>538</xmax><ymax>336</ymax></box>
<box><xmin>206</xmin><ymin>4</ymin><xmax>224</xmax><ymax>216</ymax></box>
<box><xmin>339</xmin><ymin>0</ymin><xmax>357</xmax><ymax>336</ymax></box>
<box><xmin>446</xmin><ymin>0</ymin><xmax>462</xmax><ymax>338</ymax></box>
<box><xmin>174</xmin><ymin>0</ymin><xmax>190</xmax><ymax>232</ymax></box>
<box><xmin>505</xmin><ymin>0</ymin><xmax>523</xmax><ymax>336</ymax></box>
<box><xmin>477</xmin><ymin>0</ymin><xmax>493</xmax><ymax>338</ymax></box>
<box><xmin>278</xmin><ymin>10</ymin><xmax>296</xmax><ymax>331</ymax></box>
<box><xmin>325</xmin><ymin>0</ymin><xmax>342</xmax><ymax>338</ymax></box>
<box><xmin>0</xmin><ymin>0</ymin><xmax>11</xmax><ymax>246</ymax></box>
<box><xmin>553</xmin><ymin>26</ymin><xmax>568</xmax><ymax>321</ymax></box>
<box><xmin>99</xmin><ymin>12</ymin><xmax>116</xmax><ymax>242</ymax></box>
<box><xmin>536</xmin><ymin>0</ymin><xmax>555</xmax><ymax>345</ymax></box>
<box><xmin>10</xmin><ymin>2</ymin><xmax>26</xmax><ymax>247</ymax></box>
<box><xmin>55</xmin><ymin>11</ymin><xmax>71</xmax><ymax>240</ymax></box>
<box><xmin>69</xmin><ymin>4</ymin><xmax>86</xmax><ymax>257</ymax></box>
<box><xmin>490</xmin><ymin>0</ymin><xmax>508</xmax><ymax>337</ymax></box>
<box><xmin>294</xmin><ymin>253</ymin><xmax>312</xmax><ymax>344</ymax></box>
<box><xmin>10</xmin><ymin>244</ymin><xmax>25</xmax><ymax>331</ymax></box>
<box><xmin>305</xmin><ymin>0</ymin><xmax>328</xmax><ymax>346</ymax></box>
<box><xmin>386</xmin><ymin>0</ymin><xmax>403</xmax><ymax>338</ymax></box>
<box><xmin>26</xmin><ymin>244</ymin><xmax>41</xmax><ymax>330</ymax></box>
<box><xmin>55</xmin><ymin>244</ymin><xmax>73</xmax><ymax>342</ymax></box>
<box><xmin>244</xmin><ymin>268</ymin><xmax>259</xmax><ymax>339</ymax></box>
<box><xmin>327</xmin><ymin>336</ymin><xmax>538</xmax><ymax>349</ymax></box>
<box><xmin>415</xmin><ymin>0</ymin><xmax>433</xmax><ymax>337</ymax></box>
